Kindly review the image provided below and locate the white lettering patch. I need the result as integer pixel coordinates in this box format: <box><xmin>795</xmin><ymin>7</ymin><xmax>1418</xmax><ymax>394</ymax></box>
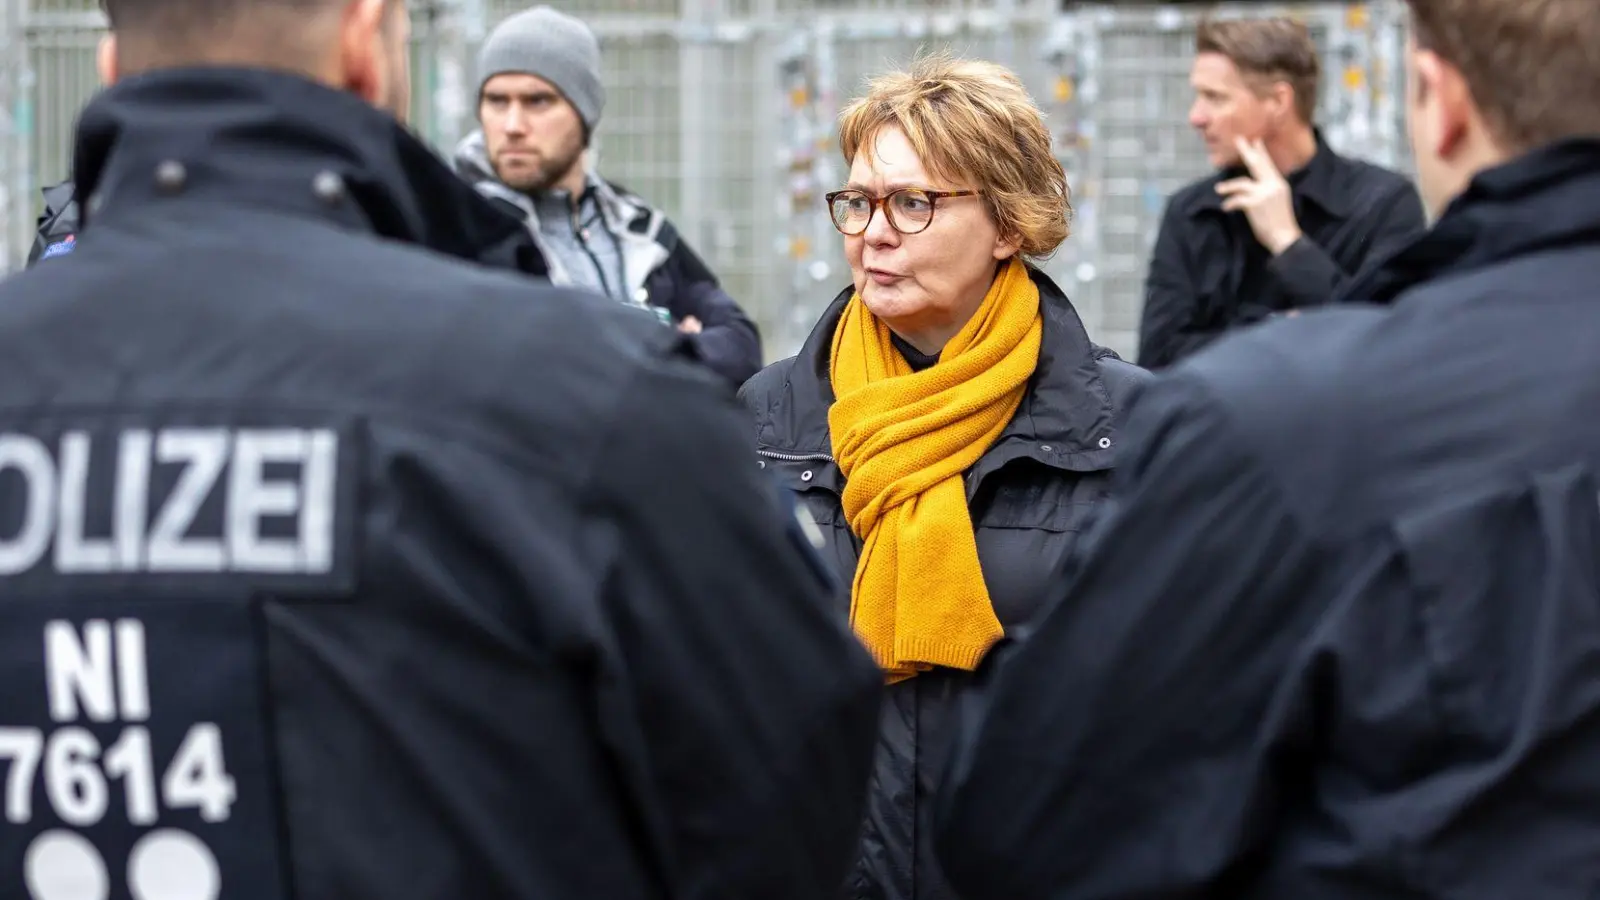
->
<box><xmin>0</xmin><ymin>427</ymin><xmax>338</xmax><ymax>577</ymax></box>
<box><xmin>5</xmin><ymin>619</ymin><xmax>241</xmax><ymax>900</ymax></box>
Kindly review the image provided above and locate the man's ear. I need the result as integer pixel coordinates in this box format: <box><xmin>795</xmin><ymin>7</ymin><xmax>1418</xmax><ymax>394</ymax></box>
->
<box><xmin>1269</xmin><ymin>80</ymin><xmax>1296</xmax><ymax>124</ymax></box>
<box><xmin>336</xmin><ymin>0</ymin><xmax>389</xmax><ymax>105</ymax></box>
<box><xmin>95</xmin><ymin>33</ymin><xmax>118</xmax><ymax>86</ymax></box>
<box><xmin>1416</xmin><ymin>49</ymin><xmax>1469</xmax><ymax>160</ymax></box>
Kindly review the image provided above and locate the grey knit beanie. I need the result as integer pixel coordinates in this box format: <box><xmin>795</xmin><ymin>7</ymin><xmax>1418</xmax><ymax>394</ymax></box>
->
<box><xmin>477</xmin><ymin>6</ymin><xmax>605</xmax><ymax>137</ymax></box>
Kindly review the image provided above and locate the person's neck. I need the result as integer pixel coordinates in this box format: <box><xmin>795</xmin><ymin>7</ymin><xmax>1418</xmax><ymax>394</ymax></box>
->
<box><xmin>1429</xmin><ymin>132</ymin><xmax>1516</xmax><ymax>223</ymax></box>
<box><xmin>889</xmin><ymin>324</ymin><xmax>958</xmax><ymax>359</ymax></box>
<box><xmin>1266</xmin><ymin>125</ymin><xmax>1319</xmax><ymax>177</ymax></box>
<box><xmin>518</xmin><ymin>162</ymin><xmax>590</xmax><ymax>210</ymax></box>
<box><xmin>888</xmin><ymin>296</ymin><xmax>983</xmax><ymax>357</ymax></box>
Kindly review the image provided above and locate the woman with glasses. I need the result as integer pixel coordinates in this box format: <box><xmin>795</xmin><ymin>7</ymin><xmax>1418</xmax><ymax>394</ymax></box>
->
<box><xmin>738</xmin><ymin>52</ymin><xmax>1150</xmax><ymax>900</ymax></box>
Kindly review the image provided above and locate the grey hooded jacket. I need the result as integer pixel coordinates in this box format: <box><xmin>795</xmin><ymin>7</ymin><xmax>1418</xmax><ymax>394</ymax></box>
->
<box><xmin>454</xmin><ymin>131</ymin><xmax>763</xmax><ymax>388</ymax></box>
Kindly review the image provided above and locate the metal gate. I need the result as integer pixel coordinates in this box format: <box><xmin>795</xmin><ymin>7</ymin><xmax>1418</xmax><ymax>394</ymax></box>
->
<box><xmin>1035</xmin><ymin>0</ymin><xmax>1409</xmax><ymax>359</ymax></box>
<box><xmin>774</xmin><ymin>3</ymin><xmax>1063</xmax><ymax>354</ymax></box>
<box><xmin>0</xmin><ymin>0</ymin><xmax>1411</xmax><ymax>362</ymax></box>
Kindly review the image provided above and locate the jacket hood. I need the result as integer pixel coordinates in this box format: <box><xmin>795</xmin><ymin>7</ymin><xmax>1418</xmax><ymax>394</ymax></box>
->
<box><xmin>73</xmin><ymin>67</ymin><xmax>532</xmax><ymax>267</ymax></box>
<box><xmin>453</xmin><ymin>129</ymin><xmax>498</xmax><ymax>184</ymax></box>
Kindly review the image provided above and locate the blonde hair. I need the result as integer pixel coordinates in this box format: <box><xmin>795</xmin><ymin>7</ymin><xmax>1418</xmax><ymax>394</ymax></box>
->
<box><xmin>838</xmin><ymin>51</ymin><xmax>1070</xmax><ymax>259</ymax></box>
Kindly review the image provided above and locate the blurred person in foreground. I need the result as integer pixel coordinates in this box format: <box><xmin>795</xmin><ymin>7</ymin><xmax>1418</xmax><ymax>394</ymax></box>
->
<box><xmin>936</xmin><ymin>0</ymin><xmax>1600</xmax><ymax>897</ymax></box>
<box><xmin>0</xmin><ymin>0</ymin><xmax>882</xmax><ymax>897</ymax></box>
<box><xmin>1138</xmin><ymin>16</ymin><xmax>1425</xmax><ymax>369</ymax></box>
<box><xmin>739</xmin><ymin>52</ymin><xmax>1149</xmax><ymax>900</ymax></box>
<box><xmin>453</xmin><ymin>5</ymin><xmax>762</xmax><ymax>388</ymax></box>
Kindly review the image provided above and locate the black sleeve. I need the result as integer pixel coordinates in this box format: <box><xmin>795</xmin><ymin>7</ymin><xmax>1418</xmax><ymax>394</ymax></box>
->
<box><xmin>1138</xmin><ymin>203</ymin><xmax>1224</xmax><ymax>370</ymax></box>
<box><xmin>658</xmin><ymin>235</ymin><xmax>763</xmax><ymax>388</ymax></box>
<box><xmin>581</xmin><ymin>349</ymin><xmax>881</xmax><ymax>899</ymax></box>
<box><xmin>934</xmin><ymin>371</ymin><xmax>1325</xmax><ymax>900</ymax></box>
<box><xmin>1267</xmin><ymin>180</ymin><xmax>1428</xmax><ymax>308</ymax></box>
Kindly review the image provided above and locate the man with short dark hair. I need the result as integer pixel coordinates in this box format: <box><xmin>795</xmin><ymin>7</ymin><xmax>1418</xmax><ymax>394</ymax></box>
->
<box><xmin>1137</xmin><ymin>16</ymin><xmax>1426</xmax><ymax>369</ymax></box>
<box><xmin>454</xmin><ymin>6</ymin><xmax>763</xmax><ymax>388</ymax></box>
<box><xmin>0</xmin><ymin>0</ymin><xmax>882</xmax><ymax>897</ymax></box>
<box><xmin>936</xmin><ymin>0</ymin><xmax>1600</xmax><ymax>896</ymax></box>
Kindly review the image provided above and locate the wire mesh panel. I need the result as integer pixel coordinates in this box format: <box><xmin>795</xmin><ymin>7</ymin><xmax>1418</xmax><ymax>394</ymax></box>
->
<box><xmin>2</xmin><ymin>0</ymin><xmax>1412</xmax><ymax>366</ymax></box>
<box><xmin>6</xmin><ymin>0</ymin><xmax>102</xmax><ymax>273</ymax></box>
<box><xmin>774</xmin><ymin>6</ymin><xmax>1060</xmax><ymax>357</ymax></box>
<box><xmin>0</xmin><ymin>0</ymin><xmax>31</xmax><ymax>271</ymax></box>
<box><xmin>589</xmin><ymin>28</ymin><xmax>685</xmax><ymax>213</ymax></box>
<box><xmin>1061</xmin><ymin>1</ymin><xmax>1408</xmax><ymax>360</ymax></box>
<box><xmin>3</xmin><ymin>0</ymin><xmax>494</xmax><ymax>268</ymax></box>
<box><xmin>677</xmin><ymin>28</ymin><xmax>775</xmax><ymax>345</ymax></box>
<box><xmin>24</xmin><ymin>18</ymin><xmax>98</xmax><ymax>195</ymax></box>
<box><xmin>410</xmin><ymin>0</ymin><xmax>464</xmax><ymax>149</ymax></box>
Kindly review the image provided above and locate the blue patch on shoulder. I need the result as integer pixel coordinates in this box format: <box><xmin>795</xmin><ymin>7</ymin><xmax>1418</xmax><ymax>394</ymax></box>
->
<box><xmin>41</xmin><ymin>235</ymin><xmax>76</xmax><ymax>259</ymax></box>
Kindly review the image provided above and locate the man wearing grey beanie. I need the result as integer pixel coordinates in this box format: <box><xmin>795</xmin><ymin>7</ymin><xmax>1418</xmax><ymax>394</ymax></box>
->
<box><xmin>454</xmin><ymin>5</ymin><xmax>762</xmax><ymax>388</ymax></box>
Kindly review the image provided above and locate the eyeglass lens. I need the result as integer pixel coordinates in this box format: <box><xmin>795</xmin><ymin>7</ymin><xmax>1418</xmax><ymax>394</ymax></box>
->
<box><xmin>830</xmin><ymin>189</ymin><xmax>936</xmax><ymax>235</ymax></box>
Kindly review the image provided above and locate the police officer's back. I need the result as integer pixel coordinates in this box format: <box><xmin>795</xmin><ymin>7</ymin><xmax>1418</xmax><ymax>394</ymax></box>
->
<box><xmin>936</xmin><ymin>0</ymin><xmax>1600</xmax><ymax>897</ymax></box>
<box><xmin>0</xmin><ymin>1</ymin><xmax>882</xmax><ymax>897</ymax></box>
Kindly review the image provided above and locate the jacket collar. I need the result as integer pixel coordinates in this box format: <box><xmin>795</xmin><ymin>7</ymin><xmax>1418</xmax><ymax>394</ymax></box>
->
<box><xmin>452</xmin><ymin>129</ymin><xmax>501</xmax><ymax>184</ymax></box>
<box><xmin>1344</xmin><ymin>138</ymin><xmax>1600</xmax><ymax>306</ymax></box>
<box><xmin>1191</xmin><ymin>128</ymin><xmax>1351</xmax><ymax>219</ymax></box>
<box><xmin>763</xmin><ymin>265</ymin><xmax>1120</xmax><ymax>476</ymax></box>
<box><xmin>452</xmin><ymin>129</ymin><xmax>663</xmax><ymax>242</ymax></box>
<box><xmin>451</xmin><ymin>129</ymin><xmax>670</xmax><ymax>298</ymax></box>
<box><xmin>73</xmin><ymin>67</ymin><xmax>535</xmax><ymax>267</ymax></box>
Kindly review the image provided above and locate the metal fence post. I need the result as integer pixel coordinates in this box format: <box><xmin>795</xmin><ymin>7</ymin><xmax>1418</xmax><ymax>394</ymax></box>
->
<box><xmin>0</xmin><ymin>0</ymin><xmax>33</xmax><ymax>272</ymax></box>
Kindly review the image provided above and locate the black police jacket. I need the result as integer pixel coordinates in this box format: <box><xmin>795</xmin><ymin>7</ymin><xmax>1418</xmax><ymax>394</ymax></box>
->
<box><xmin>739</xmin><ymin>266</ymin><xmax>1150</xmax><ymax>900</ymax></box>
<box><xmin>937</xmin><ymin>138</ymin><xmax>1600</xmax><ymax>898</ymax></box>
<box><xmin>0</xmin><ymin>66</ymin><xmax>882</xmax><ymax>900</ymax></box>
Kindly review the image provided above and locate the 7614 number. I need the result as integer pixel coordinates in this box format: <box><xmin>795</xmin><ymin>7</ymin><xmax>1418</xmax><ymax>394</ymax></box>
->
<box><xmin>0</xmin><ymin>723</ymin><xmax>236</xmax><ymax>826</ymax></box>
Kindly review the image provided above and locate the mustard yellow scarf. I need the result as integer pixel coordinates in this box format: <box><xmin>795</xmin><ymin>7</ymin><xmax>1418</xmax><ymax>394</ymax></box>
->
<box><xmin>829</xmin><ymin>257</ymin><xmax>1043</xmax><ymax>683</ymax></box>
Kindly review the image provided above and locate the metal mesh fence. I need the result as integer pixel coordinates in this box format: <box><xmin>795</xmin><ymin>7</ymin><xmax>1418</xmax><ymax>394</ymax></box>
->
<box><xmin>774</xmin><ymin>10</ymin><xmax>1064</xmax><ymax>352</ymax></box>
<box><xmin>0</xmin><ymin>0</ymin><xmax>26</xmax><ymax>270</ymax></box>
<box><xmin>1044</xmin><ymin>1</ymin><xmax>1408</xmax><ymax>357</ymax></box>
<box><xmin>0</xmin><ymin>0</ymin><xmax>1412</xmax><ymax>362</ymax></box>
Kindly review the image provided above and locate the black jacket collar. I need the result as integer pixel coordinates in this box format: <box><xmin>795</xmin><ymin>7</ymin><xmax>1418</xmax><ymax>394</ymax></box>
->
<box><xmin>1344</xmin><ymin>138</ymin><xmax>1600</xmax><ymax>306</ymax></box>
<box><xmin>762</xmin><ymin>266</ymin><xmax>1120</xmax><ymax>474</ymax></box>
<box><xmin>72</xmin><ymin>66</ymin><xmax>539</xmax><ymax>269</ymax></box>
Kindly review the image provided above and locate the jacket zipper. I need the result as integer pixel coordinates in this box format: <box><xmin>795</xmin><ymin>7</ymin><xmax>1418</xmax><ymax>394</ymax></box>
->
<box><xmin>572</xmin><ymin>203</ymin><xmax>621</xmax><ymax>304</ymax></box>
<box><xmin>757</xmin><ymin>449</ymin><xmax>835</xmax><ymax>463</ymax></box>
